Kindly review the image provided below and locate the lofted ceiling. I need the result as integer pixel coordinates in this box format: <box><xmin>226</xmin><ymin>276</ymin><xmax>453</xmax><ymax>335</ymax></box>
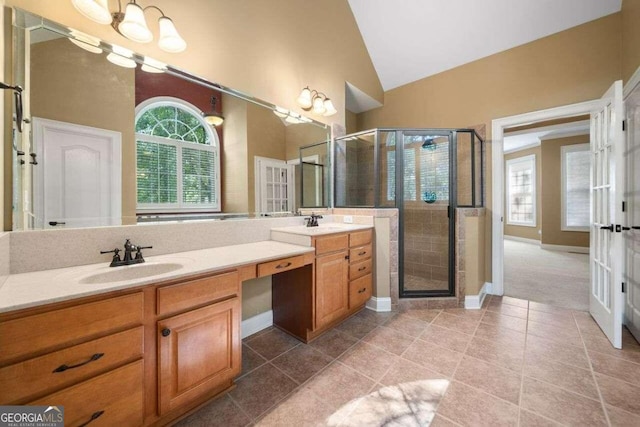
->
<box><xmin>348</xmin><ymin>0</ymin><xmax>622</xmax><ymax>91</ymax></box>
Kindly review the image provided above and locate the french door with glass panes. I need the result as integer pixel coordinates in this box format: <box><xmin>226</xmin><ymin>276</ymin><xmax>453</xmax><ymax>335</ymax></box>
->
<box><xmin>255</xmin><ymin>157</ymin><xmax>293</xmax><ymax>215</ymax></box>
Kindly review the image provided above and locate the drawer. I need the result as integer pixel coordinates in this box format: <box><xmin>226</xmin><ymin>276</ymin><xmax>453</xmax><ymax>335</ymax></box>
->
<box><xmin>315</xmin><ymin>233</ymin><xmax>349</xmax><ymax>255</ymax></box>
<box><xmin>0</xmin><ymin>293</ymin><xmax>143</xmax><ymax>365</ymax></box>
<box><xmin>157</xmin><ymin>270</ymin><xmax>239</xmax><ymax>316</ymax></box>
<box><xmin>349</xmin><ymin>244</ymin><xmax>372</xmax><ymax>263</ymax></box>
<box><xmin>0</xmin><ymin>326</ymin><xmax>143</xmax><ymax>404</ymax></box>
<box><xmin>350</xmin><ymin>229</ymin><xmax>372</xmax><ymax>247</ymax></box>
<box><xmin>349</xmin><ymin>274</ymin><xmax>372</xmax><ymax>309</ymax></box>
<box><xmin>349</xmin><ymin>258</ymin><xmax>372</xmax><ymax>280</ymax></box>
<box><xmin>257</xmin><ymin>254</ymin><xmax>309</xmax><ymax>277</ymax></box>
<box><xmin>30</xmin><ymin>360</ymin><xmax>144</xmax><ymax>427</ymax></box>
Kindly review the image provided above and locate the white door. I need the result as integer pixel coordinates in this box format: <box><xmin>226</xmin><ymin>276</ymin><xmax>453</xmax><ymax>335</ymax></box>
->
<box><xmin>254</xmin><ymin>157</ymin><xmax>293</xmax><ymax>215</ymax></box>
<box><xmin>624</xmin><ymin>82</ymin><xmax>640</xmax><ymax>342</ymax></box>
<box><xmin>32</xmin><ymin>118</ymin><xmax>122</xmax><ymax>229</ymax></box>
<box><xmin>590</xmin><ymin>81</ymin><xmax>625</xmax><ymax>349</ymax></box>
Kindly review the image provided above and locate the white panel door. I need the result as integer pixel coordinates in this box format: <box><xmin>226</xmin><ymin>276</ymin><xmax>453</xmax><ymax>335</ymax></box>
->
<box><xmin>254</xmin><ymin>157</ymin><xmax>293</xmax><ymax>215</ymax></box>
<box><xmin>32</xmin><ymin>118</ymin><xmax>122</xmax><ymax>229</ymax></box>
<box><xmin>590</xmin><ymin>81</ymin><xmax>625</xmax><ymax>349</ymax></box>
<box><xmin>624</xmin><ymin>82</ymin><xmax>640</xmax><ymax>343</ymax></box>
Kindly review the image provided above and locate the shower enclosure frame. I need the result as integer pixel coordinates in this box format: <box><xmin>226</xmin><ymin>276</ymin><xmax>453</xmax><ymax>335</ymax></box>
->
<box><xmin>334</xmin><ymin>128</ymin><xmax>484</xmax><ymax>298</ymax></box>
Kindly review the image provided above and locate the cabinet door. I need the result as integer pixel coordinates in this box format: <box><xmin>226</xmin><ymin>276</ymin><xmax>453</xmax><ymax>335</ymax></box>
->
<box><xmin>158</xmin><ymin>297</ymin><xmax>241</xmax><ymax>414</ymax></box>
<box><xmin>315</xmin><ymin>251</ymin><xmax>349</xmax><ymax>328</ymax></box>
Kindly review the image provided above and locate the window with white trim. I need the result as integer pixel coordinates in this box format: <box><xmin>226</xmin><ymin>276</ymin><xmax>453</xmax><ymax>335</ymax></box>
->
<box><xmin>135</xmin><ymin>98</ymin><xmax>220</xmax><ymax>213</ymax></box>
<box><xmin>562</xmin><ymin>143</ymin><xmax>590</xmax><ymax>231</ymax></box>
<box><xmin>506</xmin><ymin>155</ymin><xmax>536</xmax><ymax>226</ymax></box>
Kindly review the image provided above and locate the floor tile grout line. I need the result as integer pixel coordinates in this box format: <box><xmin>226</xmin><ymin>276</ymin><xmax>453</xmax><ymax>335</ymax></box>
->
<box><xmin>572</xmin><ymin>310</ymin><xmax>612</xmax><ymax>427</ymax></box>
<box><xmin>225</xmin><ymin>391</ymin><xmax>255</xmax><ymax>424</ymax></box>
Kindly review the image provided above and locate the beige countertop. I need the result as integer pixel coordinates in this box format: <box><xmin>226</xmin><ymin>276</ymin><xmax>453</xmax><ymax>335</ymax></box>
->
<box><xmin>0</xmin><ymin>240</ymin><xmax>314</xmax><ymax>314</ymax></box>
<box><xmin>271</xmin><ymin>223</ymin><xmax>373</xmax><ymax>246</ymax></box>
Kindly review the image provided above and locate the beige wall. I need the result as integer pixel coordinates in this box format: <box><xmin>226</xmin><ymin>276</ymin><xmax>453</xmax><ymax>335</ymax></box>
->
<box><xmin>622</xmin><ymin>0</ymin><xmax>640</xmax><ymax>82</ymax></box>
<box><xmin>30</xmin><ymin>38</ymin><xmax>136</xmax><ymax>224</ymax></box>
<box><xmin>541</xmin><ymin>135</ymin><xmax>590</xmax><ymax>247</ymax></box>
<box><xmin>246</xmin><ymin>103</ymin><xmax>287</xmax><ymax>213</ymax></box>
<box><xmin>284</xmin><ymin>123</ymin><xmax>328</xmax><ymax>161</ymax></box>
<box><xmin>6</xmin><ymin>0</ymin><xmax>382</xmax><ymax>127</ymax></box>
<box><xmin>345</xmin><ymin>109</ymin><xmax>358</xmax><ymax>134</ymax></box>
<box><xmin>359</xmin><ymin>13</ymin><xmax>622</xmax><ymax>282</ymax></box>
<box><xmin>221</xmin><ymin>94</ymin><xmax>249</xmax><ymax>213</ymax></box>
<box><xmin>503</xmin><ymin>146</ymin><xmax>542</xmax><ymax>241</ymax></box>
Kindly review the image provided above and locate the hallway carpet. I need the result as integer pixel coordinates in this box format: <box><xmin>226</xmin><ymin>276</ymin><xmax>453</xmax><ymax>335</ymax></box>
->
<box><xmin>504</xmin><ymin>239</ymin><xmax>590</xmax><ymax>311</ymax></box>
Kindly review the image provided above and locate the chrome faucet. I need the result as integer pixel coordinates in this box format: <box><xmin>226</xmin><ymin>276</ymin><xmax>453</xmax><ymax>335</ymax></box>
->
<box><xmin>305</xmin><ymin>213</ymin><xmax>323</xmax><ymax>227</ymax></box>
<box><xmin>101</xmin><ymin>239</ymin><xmax>153</xmax><ymax>267</ymax></box>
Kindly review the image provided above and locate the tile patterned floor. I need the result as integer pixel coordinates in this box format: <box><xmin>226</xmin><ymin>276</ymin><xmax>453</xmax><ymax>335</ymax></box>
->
<box><xmin>175</xmin><ymin>295</ymin><xmax>640</xmax><ymax>426</ymax></box>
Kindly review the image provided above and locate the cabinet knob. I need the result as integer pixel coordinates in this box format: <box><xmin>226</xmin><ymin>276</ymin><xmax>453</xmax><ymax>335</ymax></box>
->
<box><xmin>161</xmin><ymin>328</ymin><xmax>171</xmax><ymax>337</ymax></box>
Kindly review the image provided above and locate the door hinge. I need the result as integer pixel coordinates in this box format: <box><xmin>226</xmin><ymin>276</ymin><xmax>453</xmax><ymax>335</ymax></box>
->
<box><xmin>622</xmin><ymin>282</ymin><xmax>626</xmax><ymax>293</ymax></box>
<box><xmin>622</xmin><ymin>120</ymin><xmax>626</xmax><ymax>131</ymax></box>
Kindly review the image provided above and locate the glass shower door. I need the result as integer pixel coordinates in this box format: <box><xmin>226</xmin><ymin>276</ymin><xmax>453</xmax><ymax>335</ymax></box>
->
<box><xmin>400</xmin><ymin>131</ymin><xmax>454</xmax><ymax>296</ymax></box>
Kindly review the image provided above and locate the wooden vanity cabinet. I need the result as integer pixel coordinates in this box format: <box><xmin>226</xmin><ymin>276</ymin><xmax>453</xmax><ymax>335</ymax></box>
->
<box><xmin>156</xmin><ymin>274</ymin><xmax>241</xmax><ymax>415</ymax></box>
<box><xmin>273</xmin><ymin>228</ymin><xmax>374</xmax><ymax>342</ymax></box>
<box><xmin>0</xmin><ymin>292</ymin><xmax>145</xmax><ymax>427</ymax></box>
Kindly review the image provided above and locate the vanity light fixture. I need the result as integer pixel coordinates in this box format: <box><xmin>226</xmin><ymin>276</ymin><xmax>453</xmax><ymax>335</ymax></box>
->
<box><xmin>69</xmin><ymin>30</ymin><xmax>103</xmax><ymax>54</ymax></box>
<box><xmin>71</xmin><ymin>0</ymin><xmax>187</xmax><ymax>53</ymax></box>
<box><xmin>141</xmin><ymin>57</ymin><xmax>167</xmax><ymax>73</ymax></box>
<box><xmin>203</xmin><ymin>96</ymin><xmax>224</xmax><ymax>127</ymax></box>
<box><xmin>296</xmin><ymin>86</ymin><xmax>337</xmax><ymax>117</ymax></box>
<box><xmin>106</xmin><ymin>45</ymin><xmax>137</xmax><ymax>68</ymax></box>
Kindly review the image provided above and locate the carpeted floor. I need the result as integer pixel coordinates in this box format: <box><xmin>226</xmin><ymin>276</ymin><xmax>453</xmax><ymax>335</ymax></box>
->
<box><xmin>504</xmin><ymin>239</ymin><xmax>590</xmax><ymax>311</ymax></box>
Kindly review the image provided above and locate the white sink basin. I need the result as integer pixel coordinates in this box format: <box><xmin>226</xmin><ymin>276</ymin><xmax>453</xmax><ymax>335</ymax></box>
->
<box><xmin>79</xmin><ymin>262</ymin><xmax>185</xmax><ymax>285</ymax></box>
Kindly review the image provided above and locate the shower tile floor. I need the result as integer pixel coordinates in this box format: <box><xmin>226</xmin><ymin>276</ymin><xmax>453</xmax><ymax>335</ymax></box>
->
<box><xmin>404</xmin><ymin>274</ymin><xmax>448</xmax><ymax>292</ymax></box>
<box><xmin>175</xmin><ymin>295</ymin><xmax>640</xmax><ymax>426</ymax></box>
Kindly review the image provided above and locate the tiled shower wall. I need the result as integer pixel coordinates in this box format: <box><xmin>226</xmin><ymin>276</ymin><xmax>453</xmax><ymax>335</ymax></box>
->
<box><xmin>404</xmin><ymin>205</ymin><xmax>449</xmax><ymax>282</ymax></box>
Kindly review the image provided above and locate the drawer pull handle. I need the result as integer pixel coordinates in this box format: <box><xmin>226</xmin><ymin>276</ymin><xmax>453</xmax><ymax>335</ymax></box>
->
<box><xmin>358</xmin><ymin>251</ymin><xmax>367</xmax><ymax>256</ymax></box>
<box><xmin>358</xmin><ymin>266</ymin><xmax>367</xmax><ymax>271</ymax></box>
<box><xmin>52</xmin><ymin>353</ymin><xmax>104</xmax><ymax>373</ymax></box>
<box><xmin>358</xmin><ymin>287</ymin><xmax>367</xmax><ymax>294</ymax></box>
<box><xmin>276</xmin><ymin>262</ymin><xmax>292</xmax><ymax>269</ymax></box>
<box><xmin>161</xmin><ymin>328</ymin><xmax>171</xmax><ymax>337</ymax></box>
<box><xmin>78</xmin><ymin>410</ymin><xmax>104</xmax><ymax>427</ymax></box>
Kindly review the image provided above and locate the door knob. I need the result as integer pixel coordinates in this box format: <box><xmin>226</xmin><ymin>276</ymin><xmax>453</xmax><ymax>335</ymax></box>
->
<box><xmin>161</xmin><ymin>328</ymin><xmax>171</xmax><ymax>337</ymax></box>
<box><xmin>600</xmin><ymin>224</ymin><xmax>614</xmax><ymax>232</ymax></box>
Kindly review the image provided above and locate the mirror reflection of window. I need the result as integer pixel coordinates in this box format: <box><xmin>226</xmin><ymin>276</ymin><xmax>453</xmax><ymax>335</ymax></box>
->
<box><xmin>135</xmin><ymin>98</ymin><xmax>221</xmax><ymax>213</ymax></box>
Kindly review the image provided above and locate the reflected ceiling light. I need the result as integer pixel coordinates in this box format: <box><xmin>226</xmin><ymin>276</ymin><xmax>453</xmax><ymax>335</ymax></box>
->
<box><xmin>296</xmin><ymin>86</ymin><xmax>337</xmax><ymax>117</ymax></box>
<box><xmin>106</xmin><ymin>45</ymin><xmax>137</xmax><ymax>68</ymax></box>
<box><xmin>273</xmin><ymin>107</ymin><xmax>312</xmax><ymax>125</ymax></box>
<box><xmin>69</xmin><ymin>30</ymin><xmax>103</xmax><ymax>54</ymax></box>
<box><xmin>203</xmin><ymin>96</ymin><xmax>224</xmax><ymax>126</ymax></box>
<box><xmin>71</xmin><ymin>0</ymin><xmax>187</xmax><ymax>53</ymax></box>
<box><xmin>284</xmin><ymin>113</ymin><xmax>303</xmax><ymax>125</ymax></box>
<box><xmin>141</xmin><ymin>57</ymin><xmax>167</xmax><ymax>73</ymax></box>
<box><xmin>273</xmin><ymin>107</ymin><xmax>289</xmax><ymax>118</ymax></box>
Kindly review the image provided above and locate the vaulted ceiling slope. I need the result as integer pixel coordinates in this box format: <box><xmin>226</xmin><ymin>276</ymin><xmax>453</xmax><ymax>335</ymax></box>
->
<box><xmin>348</xmin><ymin>0</ymin><xmax>622</xmax><ymax>91</ymax></box>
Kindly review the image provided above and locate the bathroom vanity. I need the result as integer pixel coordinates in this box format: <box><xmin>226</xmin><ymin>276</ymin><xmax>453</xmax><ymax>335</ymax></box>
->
<box><xmin>0</xmin><ymin>224</ymin><xmax>374</xmax><ymax>426</ymax></box>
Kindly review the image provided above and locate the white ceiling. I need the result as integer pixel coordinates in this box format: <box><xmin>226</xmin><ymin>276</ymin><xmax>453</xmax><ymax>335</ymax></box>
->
<box><xmin>503</xmin><ymin>120</ymin><xmax>590</xmax><ymax>153</ymax></box>
<box><xmin>348</xmin><ymin>0</ymin><xmax>622</xmax><ymax>91</ymax></box>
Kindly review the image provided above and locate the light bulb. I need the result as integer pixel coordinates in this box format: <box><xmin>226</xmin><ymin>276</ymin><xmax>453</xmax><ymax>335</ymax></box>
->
<box><xmin>69</xmin><ymin>30</ymin><xmax>103</xmax><ymax>54</ymax></box>
<box><xmin>71</xmin><ymin>0</ymin><xmax>112</xmax><ymax>25</ymax></box>
<box><xmin>106</xmin><ymin>45</ymin><xmax>137</xmax><ymax>68</ymax></box>
<box><xmin>312</xmin><ymin>95</ymin><xmax>326</xmax><ymax>114</ymax></box>
<box><xmin>119</xmin><ymin>2</ymin><xmax>153</xmax><ymax>43</ymax></box>
<box><xmin>158</xmin><ymin>17</ymin><xmax>187</xmax><ymax>53</ymax></box>
<box><xmin>323</xmin><ymin>98</ymin><xmax>337</xmax><ymax>116</ymax></box>
<box><xmin>141</xmin><ymin>57</ymin><xmax>167</xmax><ymax>73</ymax></box>
<box><xmin>296</xmin><ymin>87</ymin><xmax>312</xmax><ymax>109</ymax></box>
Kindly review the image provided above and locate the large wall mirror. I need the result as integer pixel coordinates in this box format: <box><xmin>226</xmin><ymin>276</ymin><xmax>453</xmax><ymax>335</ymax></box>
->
<box><xmin>5</xmin><ymin>8</ymin><xmax>330</xmax><ymax>231</ymax></box>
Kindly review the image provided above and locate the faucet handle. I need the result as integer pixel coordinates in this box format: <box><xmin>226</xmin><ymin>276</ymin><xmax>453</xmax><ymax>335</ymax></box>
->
<box><xmin>100</xmin><ymin>248</ymin><xmax>121</xmax><ymax>267</ymax></box>
<box><xmin>134</xmin><ymin>245</ymin><xmax>153</xmax><ymax>261</ymax></box>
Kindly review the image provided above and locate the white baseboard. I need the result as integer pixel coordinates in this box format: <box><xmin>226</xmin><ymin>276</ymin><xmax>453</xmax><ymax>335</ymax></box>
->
<box><xmin>504</xmin><ymin>235</ymin><xmax>540</xmax><ymax>244</ymax></box>
<box><xmin>241</xmin><ymin>310</ymin><xmax>273</xmax><ymax>339</ymax></box>
<box><xmin>540</xmin><ymin>244</ymin><xmax>589</xmax><ymax>254</ymax></box>
<box><xmin>366</xmin><ymin>297</ymin><xmax>392</xmax><ymax>312</ymax></box>
<box><xmin>465</xmin><ymin>282</ymin><xmax>493</xmax><ymax>309</ymax></box>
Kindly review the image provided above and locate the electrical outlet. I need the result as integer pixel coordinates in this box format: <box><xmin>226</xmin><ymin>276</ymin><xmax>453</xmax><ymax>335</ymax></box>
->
<box><xmin>344</xmin><ymin>215</ymin><xmax>353</xmax><ymax>224</ymax></box>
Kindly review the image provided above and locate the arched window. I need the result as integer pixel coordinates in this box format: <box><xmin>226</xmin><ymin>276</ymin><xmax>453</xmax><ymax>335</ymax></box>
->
<box><xmin>135</xmin><ymin>97</ymin><xmax>220</xmax><ymax>212</ymax></box>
